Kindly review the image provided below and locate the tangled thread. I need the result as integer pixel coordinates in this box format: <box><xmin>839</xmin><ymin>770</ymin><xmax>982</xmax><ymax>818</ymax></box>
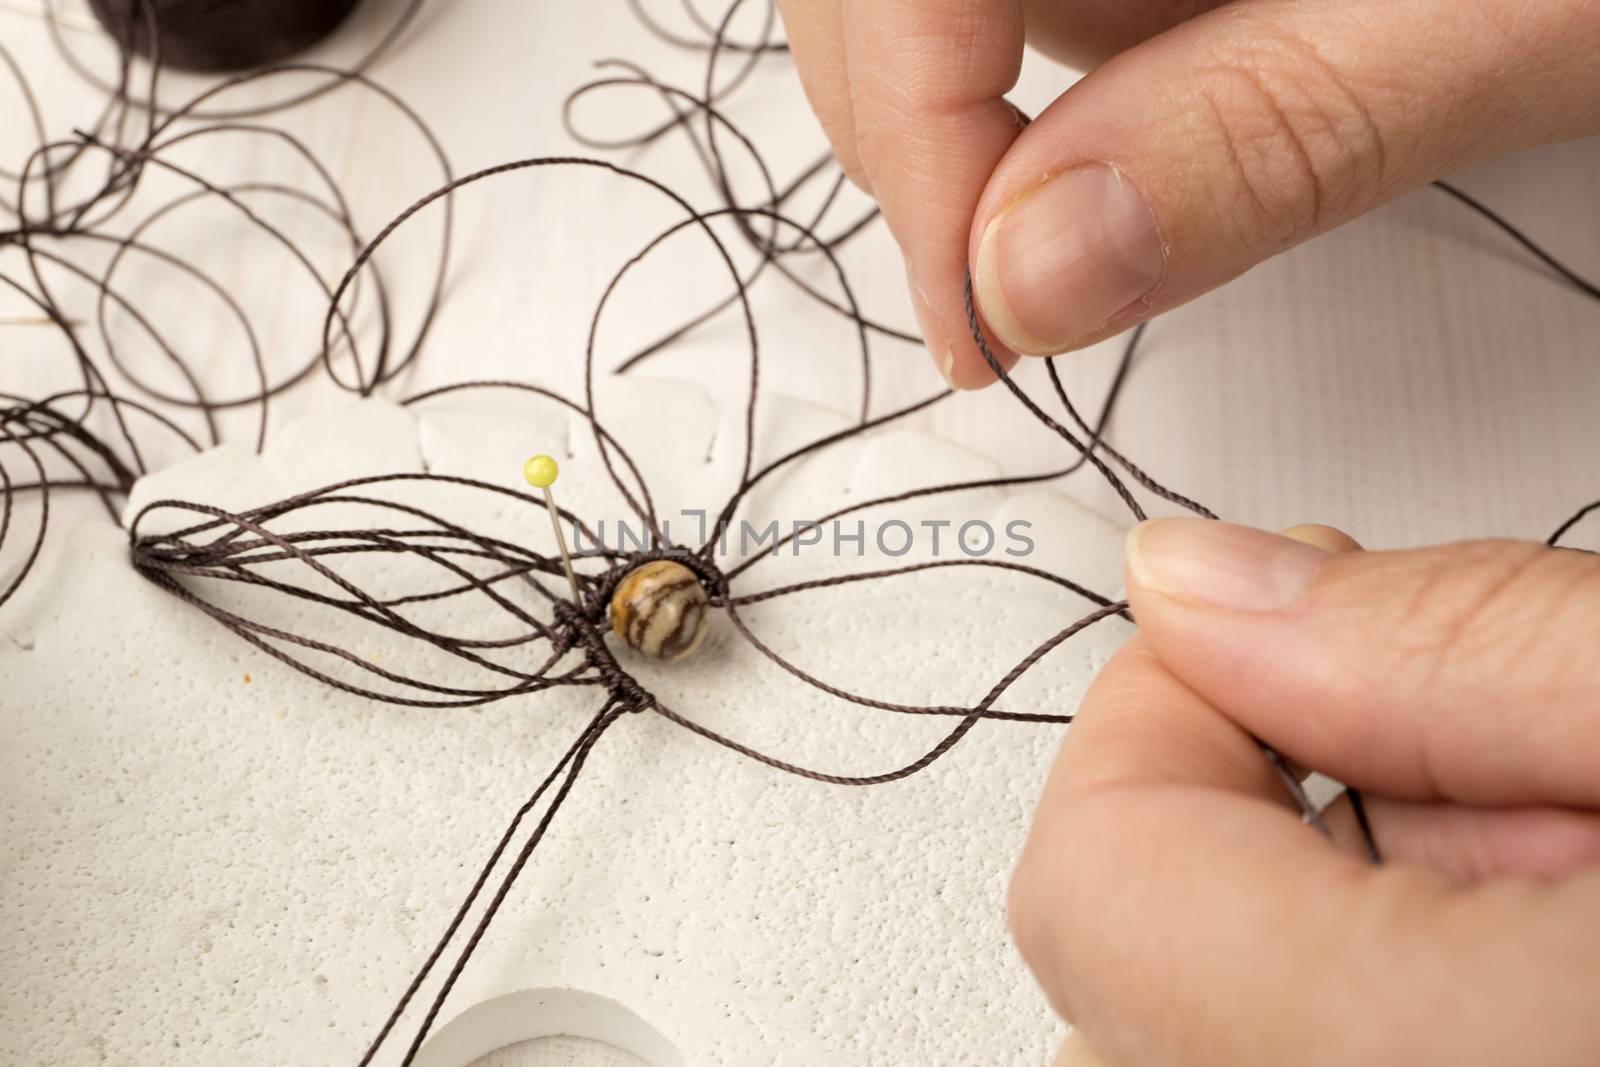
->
<box><xmin>2</xmin><ymin>1</ymin><xmax>1597</xmax><ymax>1062</ymax></box>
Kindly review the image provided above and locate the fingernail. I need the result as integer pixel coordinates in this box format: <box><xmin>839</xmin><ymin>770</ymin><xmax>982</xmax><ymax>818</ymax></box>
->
<box><xmin>1127</xmin><ymin>519</ymin><xmax>1329</xmax><ymax>613</ymax></box>
<box><xmin>974</xmin><ymin>164</ymin><xmax>1165</xmax><ymax>355</ymax></box>
<box><xmin>904</xmin><ymin>262</ymin><xmax>964</xmax><ymax>389</ymax></box>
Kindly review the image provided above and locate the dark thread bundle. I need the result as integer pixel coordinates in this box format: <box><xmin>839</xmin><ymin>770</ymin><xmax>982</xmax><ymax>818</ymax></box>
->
<box><xmin>2</xmin><ymin>3</ymin><xmax>1598</xmax><ymax>1064</ymax></box>
<box><xmin>86</xmin><ymin>0</ymin><xmax>363</xmax><ymax>73</ymax></box>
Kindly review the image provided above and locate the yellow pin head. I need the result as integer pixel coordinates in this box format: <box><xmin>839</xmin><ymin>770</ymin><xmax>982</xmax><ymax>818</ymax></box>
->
<box><xmin>523</xmin><ymin>454</ymin><xmax>559</xmax><ymax>489</ymax></box>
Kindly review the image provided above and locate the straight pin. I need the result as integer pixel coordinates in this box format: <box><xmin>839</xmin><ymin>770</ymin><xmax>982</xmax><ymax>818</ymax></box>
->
<box><xmin>523</xmin><ymin>454</ymin><xmax>582</xmax><ymax>605</ymax></box>
<box><xmin>0</xmin><ymin>314</ymin><xmax>86</xmax><ymax>326</ymax></box>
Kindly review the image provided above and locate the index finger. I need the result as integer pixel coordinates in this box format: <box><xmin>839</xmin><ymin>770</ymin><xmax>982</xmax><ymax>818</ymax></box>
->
<box><xmin>1011</xmin><ymin>637</ymin><xmax>1600</xmax><ymax>1066</ymax></box>
<box><xmin>840</xmin><ymin>0</ymin><xmax>1027</xmax><ymax>388</ymax></box>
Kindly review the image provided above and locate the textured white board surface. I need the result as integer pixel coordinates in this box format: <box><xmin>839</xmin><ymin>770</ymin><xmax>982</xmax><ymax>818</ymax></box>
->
<box><xmin>0</xmin><ymin>384</ymin><xmax>1129</xmax><ymax>1066</ymax></box>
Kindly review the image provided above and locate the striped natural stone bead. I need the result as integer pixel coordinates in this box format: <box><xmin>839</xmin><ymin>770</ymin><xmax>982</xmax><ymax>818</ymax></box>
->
<box><xmin>609</xmin><ymin>560</ymin><xmax>711</xmax><ymax>660</ymax></box>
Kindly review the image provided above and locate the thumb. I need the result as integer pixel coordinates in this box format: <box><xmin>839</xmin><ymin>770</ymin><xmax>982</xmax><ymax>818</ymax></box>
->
<box><xmin>1125</xmin><ymin>519</ymin><xmax>1600</xmax><ymax>809</ymax></box>
<box><xmin>968</xmin><ymin>0</ymin><xmax>1600</xmax><ymax>357</ymax></box>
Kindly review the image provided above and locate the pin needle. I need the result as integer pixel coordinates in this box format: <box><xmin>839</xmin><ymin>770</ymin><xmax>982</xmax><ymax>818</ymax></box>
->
<box><xmin>0</xmin><ymin>315</ymin><xmax>85</xmax><ymax>326</ymax></box>
<box><xmin>524</xmin><ymin>454</ymin><xmax>582</xmax><ymax>604</ymax></box>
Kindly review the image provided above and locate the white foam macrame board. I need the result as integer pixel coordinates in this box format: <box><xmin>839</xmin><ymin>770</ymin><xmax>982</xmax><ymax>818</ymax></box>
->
<box><xmin>0</xmin><ymin>379</ymin><xmax>1129</xmax><ymax>1066</ymax></box>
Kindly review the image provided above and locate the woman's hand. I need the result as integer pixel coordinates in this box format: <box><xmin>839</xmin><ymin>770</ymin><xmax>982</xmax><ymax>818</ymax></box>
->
<box><xmin>1011</xmin><ymin>520</ymin><xmax>1600</xmax><ymax>1066</ymax></box>
<box><xmin>776</xmin><ymin>0</ymin><xmax>1600</xmax><ymax>387</ymax></box>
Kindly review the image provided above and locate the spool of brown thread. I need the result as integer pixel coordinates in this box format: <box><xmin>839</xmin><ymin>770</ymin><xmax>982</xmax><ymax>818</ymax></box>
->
<box><xmin>86</xmin><ymin>0</ymin><xmax>362</xmax><ymax>72</ymax></box>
